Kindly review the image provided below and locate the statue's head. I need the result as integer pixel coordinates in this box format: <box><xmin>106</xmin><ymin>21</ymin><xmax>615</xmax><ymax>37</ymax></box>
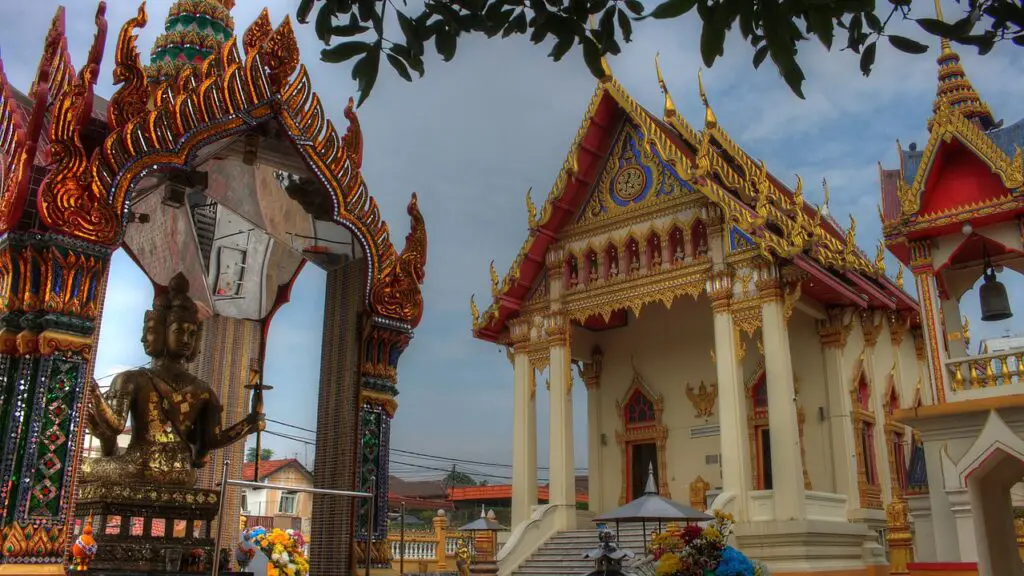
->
<box><xmin>143</xmin><ymin>272</ymin><xmax>203</xmax><ymax>363</ymax></box>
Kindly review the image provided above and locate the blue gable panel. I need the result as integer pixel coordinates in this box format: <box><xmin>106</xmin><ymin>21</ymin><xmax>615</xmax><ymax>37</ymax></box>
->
<box><xmin>729</xmin><ymin>226</ymin><xmax>755</xmax><ymax>252</ymax></box>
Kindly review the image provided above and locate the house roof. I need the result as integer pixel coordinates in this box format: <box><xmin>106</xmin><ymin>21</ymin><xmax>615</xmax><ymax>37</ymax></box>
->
<box><xmin>388</xmin><ymin>476</ymin><xmax>448</xmax><ymax>499</ymax></box>
<box><xmin>471</xmin><ymin>72</ymin><xmax>916</xmax><ymax>343</ymax></box>
<box><xmin>242</xmin><ymin>459</ymin><xmax>311</xmax><ymax>482</ymax></box>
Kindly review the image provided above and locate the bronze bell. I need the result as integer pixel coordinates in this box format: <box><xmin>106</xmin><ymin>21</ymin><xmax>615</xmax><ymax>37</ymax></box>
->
<box><xmin>979</xmin><ymin>265</ymin><xmax>1013</xmax><ymax>322</ymax></box>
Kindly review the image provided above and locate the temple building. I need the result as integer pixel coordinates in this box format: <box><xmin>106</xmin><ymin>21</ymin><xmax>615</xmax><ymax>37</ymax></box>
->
<box><xmin>881</xmin><ymin>5</ymin><xmax>1024</xmax><ymax>575</ymax></box>
<box><xmin>471</xmin><ymin>55</ymin><xmax>927</xmax><ymax>574</ymax></box>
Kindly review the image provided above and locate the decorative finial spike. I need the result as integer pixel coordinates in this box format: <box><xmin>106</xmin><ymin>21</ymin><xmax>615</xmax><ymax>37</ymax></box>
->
<box><xmin>654</xmin><ymin>52</ymin><xmax>677</xmax><ymax>118</ymax></box>
<box><xmin>697</xmin><ymin>68</ymin><xmax>717</xmax><ymax>128</ymax></box>
<box><xmin>489</xmin><ymin>261</ymin><xmax>499</xmax><ymax>298</ymax></box>
<box><xmin>896</xmin><ymin>263</ymin><xmax>905</xmax><ymax>289</ymax></box>
<box><xmin>470</xmin><ymin>294</ymin><xmax>480</xmax><ymax>330</ymax></box>
<box><xmin>526</xmin><ymin>187</ymin><xmax>538</xmax><ymax>229</ymax></box>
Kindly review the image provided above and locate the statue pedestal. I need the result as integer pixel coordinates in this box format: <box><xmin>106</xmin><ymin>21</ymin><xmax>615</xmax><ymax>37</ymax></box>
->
<box><xmin>73</xmin><ymin>482</ymin><xmax>221</xmax><ymax>573</ymax></box>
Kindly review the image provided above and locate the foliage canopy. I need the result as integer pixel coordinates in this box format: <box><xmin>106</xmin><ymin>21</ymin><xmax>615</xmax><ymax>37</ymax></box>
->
<box><xmin>296</xmin><ymin>0</ymin><xmax>1024</xmax><ymax>105</ymax></box>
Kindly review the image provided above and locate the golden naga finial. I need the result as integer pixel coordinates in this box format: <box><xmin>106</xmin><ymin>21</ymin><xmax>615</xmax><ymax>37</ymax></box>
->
<box><xmin>470</xmin><ymin>294</ymin><xmax>480</xmax><ymax>330</ymax></box>
<box><xmin>877</xmin><ymin>203</ymin><xmax>886</xmax><ymax>224</ymax></box>
<box><xmin>654</xmin><ymin>52</ymin><xmax>677</xmax><ymax>118</ymax></box>
<box><xmin>792</xmin><ymin>173</ymin><xmax>804</xmax><ymax>208</ymax></box>
<box><xmin>697</xmin><ymin>69</ymin><xmax>717</xmax><ymax>128</ymax></box>
<box><xmin>489</xmin><ymin>260</ymin><xmax>499</xmax><ymax>298</ymax></box>
<box><xmin>108</xmin><ymin>2</ymin><xmax>149</xmax><ymax>131</ymax></box>
<box><xmin>526</xmin><ymin>187</ymin><xmax>538</xmax><ymax>229</ymax></box>
<box><xmin>962</xmin><ymin>314</ymin><xmax>971</xmax><ymax>347</ymax></box>
<box><xmin>875</xmin><ymin>240</ymin><xmax>887</xmax><ymax>275</ymax></box>
<box><xmin>895</xmin><ymin>262</ymin><xmax>905</xmax><ymax>289</ymax></box>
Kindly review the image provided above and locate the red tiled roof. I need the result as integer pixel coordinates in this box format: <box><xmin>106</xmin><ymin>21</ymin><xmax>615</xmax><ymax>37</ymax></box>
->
<box><xmin>448</xmin><ymin>484</ymin><xmax>588</xmax><ymax>504</ymax></box>
<box><xmin>241</xmin><ymin>459</ymin><xmax>308</xmax><ymax>482</ymax></box>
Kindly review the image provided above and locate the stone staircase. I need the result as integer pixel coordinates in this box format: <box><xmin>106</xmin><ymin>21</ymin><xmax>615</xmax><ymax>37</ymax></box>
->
<box><xmin>512</xmin><ymin>525</ymin><xmax>651</xmax><ymax>576</ymax></box>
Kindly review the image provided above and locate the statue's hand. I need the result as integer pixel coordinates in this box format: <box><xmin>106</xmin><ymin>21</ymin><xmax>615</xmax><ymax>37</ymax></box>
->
<box><xmin>244</xmin><ymin>411</ymin><xmax>265</xmax><ymax>433</ymax></box>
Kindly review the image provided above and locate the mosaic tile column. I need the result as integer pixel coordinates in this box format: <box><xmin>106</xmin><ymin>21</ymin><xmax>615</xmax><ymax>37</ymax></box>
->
<box><xmin>355</xmin><ymin>318</ymin><xmax>410</xmax><ymax>569</ymax></box>
<box><xmin>0</xmin><ymin>234</ymin><xmax>110</xmax><ymax>569</ymax></box>
<box><xmin>311</xmin><ymin>260</ymin><xmax>365</xmax><ymax>576</ymax></box>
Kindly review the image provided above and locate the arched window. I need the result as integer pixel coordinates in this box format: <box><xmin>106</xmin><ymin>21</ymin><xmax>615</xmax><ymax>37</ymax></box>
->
<box><xmin>625</xmin><ymin>237</ymin><xmax>642</xmax><ymax>276</ymax></box>
<box><xmin>604</xmin><ymin>243</ymin><xmax>620</xmax><ymax>279</ymax></box>
<box><xmin>645</xmin><ymin>231</ymin><xmax>662</xmax><ymax>271</ymax></box>
<box><xmin>885</xmin><ymin>384</ymin><xmax>908</xmax><ymax>494</ymax></box>
<box><xmin>565</xmin><ymin>254</ymin><xmax>580</xmax><ymax>290</ymax></box>
<box><xmin>851</xmin><ymin>367</ymin><xmax>882</xmax><ymax>508</ymax></box>
<box><xmin>624</xmin><ymin>390</ymin><xmax>656</xmax><ymax>425</ymax></box>
<box><xmin>691</xmin><ymin>218</ymin><xmax>709</xmax><ymax>258</ymax></box>
<box><xmin>668</xmin><ymin>226</ymin><xmax>685</xmax><ymax>263</ymax></box>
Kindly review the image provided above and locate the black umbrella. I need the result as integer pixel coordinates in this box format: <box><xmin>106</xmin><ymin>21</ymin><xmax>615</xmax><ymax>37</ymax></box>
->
<box><xmin>594</xmin><ymin>464</ymin><xmax>712</xmax><ymax>550</ymax></box>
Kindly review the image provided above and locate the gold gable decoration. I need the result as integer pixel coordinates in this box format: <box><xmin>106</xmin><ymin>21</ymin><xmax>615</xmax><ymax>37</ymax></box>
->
<box><xmin>577</xmin><ymin>121</ymin><xmax>694</xmax><ymax>226</ymax></box>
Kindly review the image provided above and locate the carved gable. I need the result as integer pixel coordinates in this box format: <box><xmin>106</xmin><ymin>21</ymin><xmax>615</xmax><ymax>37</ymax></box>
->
<box><xmin>577</xmin><ymin>121</ymin><xmax>695</xmax><ymax>226</ymax></box>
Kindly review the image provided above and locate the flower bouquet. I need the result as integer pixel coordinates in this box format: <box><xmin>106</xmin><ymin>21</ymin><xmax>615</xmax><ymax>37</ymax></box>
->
<box><xmin>249</xmin><ymin>527</ymin><xmax>310</xmax><ymax>576</ymax></box>
<box><xmin>641</xmin><ymin>510</ymin><xmax>770</xmax><ymax>576</ymax></box>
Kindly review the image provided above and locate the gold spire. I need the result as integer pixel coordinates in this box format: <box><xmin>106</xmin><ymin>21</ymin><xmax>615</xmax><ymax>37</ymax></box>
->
<box><xmin>697</xmin><ymin>69</ymin><xmax>717</xmax><ymax>129</ymax></box>
<box><xmin>654</xmin><ymin>53</ymin><xmax>677</xmax><ymax>118</ymax></box>
<box><xmin>931</xmin><ymin>0</ymin><xmax>995</xmax><ymax>129</ymax></box>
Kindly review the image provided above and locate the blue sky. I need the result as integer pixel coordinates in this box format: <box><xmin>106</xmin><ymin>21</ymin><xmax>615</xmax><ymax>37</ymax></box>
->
<box><xmin>2</xmin><ymin>1</ymin><xmax>1022</xmax><ymax>483</ymax></box>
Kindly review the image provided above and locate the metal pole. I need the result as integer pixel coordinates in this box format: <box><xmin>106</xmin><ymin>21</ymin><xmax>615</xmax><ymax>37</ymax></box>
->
<box><xmin>213</xmin><ymin>459</ymin><xmax>230</xmax><ymax>576</ymax></box>
<box><xmin>399</xmin><ymin>501</ymin><xmax>406</xmax><ymax>575</ymax></box>
<box><xmin>365</xmin><ymin>475</ymin><xmax>376</xmax><ymax>576</ymax></box>
<box><xmin>225</xmin><ymin>480</ymin><xmax>371</xmax><ymax>499</ymax></box>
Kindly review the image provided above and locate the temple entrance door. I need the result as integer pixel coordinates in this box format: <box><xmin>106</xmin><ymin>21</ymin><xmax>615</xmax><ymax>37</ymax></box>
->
<box><xmin>630</xmin><ymin>442</ymin><xmax>658</xmax><ymax>500</ymax></box>
<box><xmin>757</xmin><ymin>426</ymin><xmax>773</xmax><ymax>490</ymax></box>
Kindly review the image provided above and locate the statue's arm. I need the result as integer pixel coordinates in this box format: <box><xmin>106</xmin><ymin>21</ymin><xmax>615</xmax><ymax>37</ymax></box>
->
<box><xmin>207</xmin><ymin>399</ymin><xmax>263</xmax><ymax>451</ymax></box>
<box><xmin>87</xmin><ymin>374</ymin><xmax>132</xmax><ymax>442</ymax></box>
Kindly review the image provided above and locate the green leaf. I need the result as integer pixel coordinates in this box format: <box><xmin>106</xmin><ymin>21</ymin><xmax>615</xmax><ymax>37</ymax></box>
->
<box><xmin>397</xmin><ymin>11</ymin><xmax>424</xmax><ymax>56</ymax></box>
<box><xmin>298</xmin><ymin>0</ymin><xmax>316</xmax><ymax>24</ymax></box>
<box><xmin>1013</xmin><ymin>33</ymin><xmax>1024</xmax><ymax>47</ymax></box>
<box><xmin>354</xmin><ymin>44</ymin><xmax>381</xmax><ymax>107</ymax></box>
<box><xmin>580</xmin><ymin>36</ymin><xmax>607</xmax><ymax>79</ymax></box>
<box><xmin>915</xmin><ymin>17</ymin><xmax>955</xmax><ymax>38</ymax></box>
<box><xmin>598</xmin><ymin>5</ymin><xmax>616</xmax><ymax>44</ymax></box>
<box><xmin>548</xmin><ymin>31</ymin><xmax>575</xmax><ymax>61</ymax></box>
<box><xmin>332</xmin><ymin>23</ymin><xmax>370</xmax><ymax>37</ymax></box>
<box><xmin>859</xmin><ymin>40</ymin><xmax>876</xmax><ymax>76</ymax></box>
<box><xmin>864</xmin><ymin>11</ymin><xmax>882</xmax><ymax>33</ymax></box>
<box><xmin>699</xmin><ymin>4</ymin><xmax>726</xmax><ymax>67</ymax></box>
<box><xmin>645</xmin><ymin>0</ymin><xmax>696</xmax><ymax>21</ymax></box>
<box><xmin>624</xmin><ymin>0</ymin><xmax>644</xmax><ymax>16</ymax></box>
<box><xmin>435</xmin><ymin>27</ymin><xmax>458</xmax><ymax>61</ymax></box>
<box><xmin>617</xmin><ymin>8</ymin><xmax>633</xmax><ymax>42</ymax></box>
<box><xmin>752</xmin><ymin>44</ymin><xmax>769</xmax><ymax>69</ymax></box>
<box><xmin>387</xmin><ymin>53</ymin><xmax>413</xmax><ymax>81</ymax></box>
<box><xmin>887</xmin><ymin>34</ymin><xmax>929</xmax><ymax>55</ymax></box>
<box><xmin>315</xmin><ymin>5</ymin><xmax>335</xmax><ymax>44</ymax></box>
<box><xmin>321</xmin><ymin>40</ymin><xmax>372</xmax><ymax>63</ymax></box>
<box><xmin>806</xmin><ymin>9</ymin><xmax>835</xmax><ymax>50</ymax></box>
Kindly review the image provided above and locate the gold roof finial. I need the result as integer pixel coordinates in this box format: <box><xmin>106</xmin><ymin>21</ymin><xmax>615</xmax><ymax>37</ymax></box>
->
<box><xmin>896</xmin><ymin>262</ymin><xmax>905</xmax><ymax>289</ymax></box>
<box><xmin>489</xmin><ymin>260</ymin><xmax>499</xmax><ymax>297</ymax></box>
<box><xmin>697</xmin><ymin>69</ymin><xmax>717</xmax><ymax>129</ymax></box>
<box><xmin>470</xmin><ymin>294</ymin><xmax>480</xmax><ymax>330</ymax></box>
<box><xmin>525</xmin><ymin>186</ymin><xmax>538</xmax><ymax>229</ymax></box>
<box><xmin>875</xmin><ymin>239</ymin><xmax>887</xmax><ymax>275</ymax></box>
<box><xmin>654</xmin><ymin>53</ymin><xmax>677</xmax><ymax>118</ymax></box>
<box><xmin>931</xmin><ymin>0</ymin><xmax>996</xmax><ymax>129</ymax></box>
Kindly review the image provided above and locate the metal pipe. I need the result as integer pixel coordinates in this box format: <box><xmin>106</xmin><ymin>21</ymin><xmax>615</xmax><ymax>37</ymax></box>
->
<box><xmin>225</xmin><ymin>480</ymin><xmax>371</xmax><ymax>499</ymax></box>
<box><xmin>366</xmin><ymin>475</ymin><xmax>376</xmax><ymax>576</ymax></box>
<box><xmin>213</xmin><ymin>460</ymin><xmax>230</xmax><ymax>576</ymax></box>
<box><xmin>399</xmin><ymin>501</ymin><xmax>406</xmax><ymax>575</ymax></box>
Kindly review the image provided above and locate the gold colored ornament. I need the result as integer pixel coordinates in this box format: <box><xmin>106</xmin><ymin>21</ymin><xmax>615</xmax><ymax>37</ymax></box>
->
<box><xmin>686</xmin><ymin>380</ymin><xmax>718</xmax><ymax>419</ymax></box>
<box><xmin>654</xmin><ymin>52</ymin><xmax>677</xmax><ymax>118</ymax></box>
<box><xmin>613</xmin><ymin>165</ymin><xmax>646</xmax><ymax>202</ymax></box>
<box><xmin>896</xmin><ymin>263</ymin><xmax>905</xmax><ymax>289</ymax></box>
<box><xmin>470</xmin><ymin>295</ymin><xmax>480</xmax><ymax>330</ymax></box>
<box><xmin>875</xmin><ymin>240</ymin><xmax>887</xmax><ymax>276</ymax></box>
<box><xmin>108</xmin><ymin>3</ymin><xmax>149</xmax><ymax>131</ymax></box>
<box><xmin>490</xmin><ymin>260</ymin><xmax>500</xmax><ymax>298</ymax></box>
<box><xmin>526</xmin><ymin>187</ymin><xmax>538</xmax><ymax>229</ymax></box>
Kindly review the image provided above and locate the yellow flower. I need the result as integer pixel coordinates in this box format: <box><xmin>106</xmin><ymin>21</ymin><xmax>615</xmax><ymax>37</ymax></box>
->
<box><xmin>655</xmin><ymin>552</ymin><xmax>681</xmax><ymax>576</ymax></box>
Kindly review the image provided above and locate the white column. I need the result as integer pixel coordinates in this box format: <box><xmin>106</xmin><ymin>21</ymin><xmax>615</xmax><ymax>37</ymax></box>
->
<box><xmin>818</xmin><ymin>309</ymin><xmax>861</xmax><ymax>509</ymax></box>
<box><xmin>584</xmin><ymin>349</ymin><xmax>604</xmax><ymax>514</ymax></box>
<box><xmin>546</xmin><ymin>313</ymin><xmax>576</xmax><ymax>530</ymax></box>
<box><xmin>761</xmin><ymin>290</ymin><xmax>807</xmax><ymax>520</ymax></box>
<box><xmin>511</xmin><ymin>338</ymin><xmax>538</xmax><ymax>529</ymax></box>
<box><xmin>711</xmin><ymin>293</ymin><xmax>751</xmax><ymax>521</ymax></box>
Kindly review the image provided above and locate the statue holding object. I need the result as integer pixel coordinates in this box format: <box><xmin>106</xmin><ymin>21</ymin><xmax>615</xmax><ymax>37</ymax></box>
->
<box><xmin>75</xmin><ymin>272</ymin><xmax>264</xmax><ymax>572</ymax></box>
<box><xmin>82</xmin><ymin>272</ymin><xmax>264</xmax><ymax>486</ymax></box>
